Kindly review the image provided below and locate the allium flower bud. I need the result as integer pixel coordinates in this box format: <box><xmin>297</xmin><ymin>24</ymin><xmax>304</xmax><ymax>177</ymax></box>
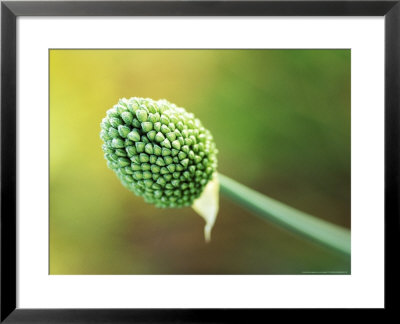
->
<box><xmin>100</xmin><ymin>97</ymin><xmax>218</xmax><ymax>208</ymax></box>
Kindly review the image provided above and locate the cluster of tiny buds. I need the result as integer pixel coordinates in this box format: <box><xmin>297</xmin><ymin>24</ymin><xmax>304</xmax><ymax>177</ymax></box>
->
<box><xmin>100</xmin><ymin>97</ymin><xmax>218</xmax><ymax>208</ymax></box>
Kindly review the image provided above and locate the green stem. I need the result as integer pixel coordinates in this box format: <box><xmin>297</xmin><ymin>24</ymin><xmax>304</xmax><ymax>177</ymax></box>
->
<box><xmin>218</xmin><ymin>173</ymin><xmax>351</xmax><ymax>256</ymax></box>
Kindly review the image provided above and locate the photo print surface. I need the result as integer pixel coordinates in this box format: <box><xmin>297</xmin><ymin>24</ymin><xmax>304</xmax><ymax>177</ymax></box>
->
<box><xmin>49</xmin><ymin>49</ymin><xmax>351</xmax><ymax>275</ymax></box>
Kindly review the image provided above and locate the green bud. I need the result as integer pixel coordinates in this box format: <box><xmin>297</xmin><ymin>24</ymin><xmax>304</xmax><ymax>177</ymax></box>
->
<box><xmin>178</xmin><ymin>151</ymin><xmax>187</xmax><ymax>160</ymax></box>
<box><xmin>108</xmin><ymin>127</ymin><xmax>119</xmax><ymax>139</ymax></box>
<box><xmin>109</xmin><ymin>117</ymin><xmax>122</xmax><ymax>128</ymax></box>
<box><xmin>149</xmin><ymin>155</ymin><xmax>157</xmax><ymax>164</ymax></box>
<box><xmin>162</xmin><ymin>148</ymin><xmax>171</xmax><ymax>156</ymax></box>
<box><xmin>100</xmin><ymin>97</ymin><xmax>218</xmax><ymax>208</ymax></box>
<box><xmin>156</xmin><ymin>157</ymin><xmax>165</xmax><ymax>166</ymax></box>
<box><xmin>136</xmin><ymin>110</ymin><xmax>148</xmax><ymax>122</ymax></box>
<box><xmin>121</xmin><ymin>111</ymin><xmax>133</xmax><ymax>125</ymax></box>
<box><xmin>118</xmin><ymin>157</ymin><xmax>130</xmax><ymax>167</ymax></box>
<box><xmin>182</xmin><ymin>145</ymin><xmax>190</xmax><ymax>153</ymax></box>
<box><xmin>147</xmin><ymin>103</ymin><xmax>157</xmax><ymax>113</ymax></box>
<box><xmin>130</xmin><ymin>155</ymin><xmax>140</xmax><ymax>164</ymax></box>
<box><xmin>141</xmin><ymin>163</ymin><xmax>151</xmax><ymax>171</ymax></box>
<box><xmin>143</xmin><ymin>171</ymin><xmax>152</xmax><ymax>180</ymax></box>
<box><xmin>181</xmin><ymin>158</ymin><xmax>189</xmax><ymax>168</ymax></box>
<box><xmin>164</xmin><ymin>156</ymin><xmax>173</xmax><ymax>165</ymax></box>
<box><xmin>166</xmin><ymin>132</ymin><xmax>176</xmax><ymax>142</ymax></box>
<box><xmin>160</xmin><ymin>167</ymin><xmax>169</xmax><ymax>175</ymax></box>
<box><xmin>145</xmin><ymin>143</ymin><xmax>154</xmax><ymax>155</ymax></box>
<box><xmin>126</xmin><ymin>146</ymin><xmax>137</xmax><ymax>157</ymax></box>
<box><xmin>141</xmin><ymin>135</ymin><xmax>149</xmax><ymax>144</ymax></box>
<box><xmin>167</xmin><ymin>164</ymin><xmax>176</xmax><ymax>173</ymax></box>
<box><xmin>101</xmin><ymin>118</ymin><xmax>111</xmax><ymax>130</ymax></box>
<box><xmin>124</xmin><ymin>175</ymin><xmax>134</xmax><ymax>183</ymax></box>
<box><xmin>112</xmin><ymin>138</ymin><xmax>124</xmax><ymax>148</ymax></box>
<box><xmin>161</xmin><ymin>138</ymin><xmax>171</xmax><ymax>149</ymax></box>
<box><xmin>118</xmin><ymin>125</ymin><xmax>131</xmax><ymax>138</ymax></box>
<box><xmin>172</xmin><ymin>140</ymin><xmax>181</xmax><ymax>150</ymax></box>
<box><xmin>154</xmin><ymin>122</ymin><xmax>161</xmax><ymax>132</ymax></box>
<box><xmin>132</xmin><ymin>118</ymin><xmax>141</xmax><ymax>128</ymax></box>
<box><xmin>132</xmin><ymin>164</ymin><xmax>141</xmax><ymax>171</ymax></box>
<box><xmin>135</xmin><ymin>142</ymin><xmax>145</xmax><ymax>153</ymax></box>
<box><xmin>100</xmin><ymin>130</ymin><xmax>111</xmax><ymax>141</ymax></box>
<box><xmin>168</xmin><ymin>123</ymin><xmax>176</xmax><ymax>131</ymax></box>
<box><xmin>141</xmin><ymin>122</ymin><xmax>153</xmax><ymax>133</ymax></box>
<box><xmin>115</xmin><ymin>148</ymin><xmax>127</xmax><ymax>157</ymax></box>
<box><xmin>107</xmin><ymin>109</ymin><xmax>119</xmax><ymax>118</ymax></box>
<box><xmin>125</xmin><ymin>138</ymin><xmax>134</xmax><ymax>146</ymax></box>
<box><xmin>127</xmin><ymin>130</ymin><xmax>141</xmax><ymax>142</ymax></box>
<box><xmin>151</xmin><ymin>164</ymin><xmax>160</xmax><ymax>173</ymax></box>
<box><xmin>133</xmin><ymin>171</ymin><xmax>143</xmax><ymax>180</ymax></box>
<box><xmin>139</xmin><ymin>153</ymin><xmax>149</xmax><ymax>163</ymax></box>
<box><xmin>125</xmin><ymin>166</ymin><xmax>134</xmax><ymax>174</ymax></box>
<box><xmin>160</xmin><ymin>115</ymin><xmax>169</xmax><ymax>125</ymax></box>
<box><xmin>153</xmin><ymin>144</ymin><xmax>162</xmax><ymax>156</ymax></box>
<box><xmin>147</xmin><ymin>130</ymin><xmax>156</xmax><ymax>141</ymax></box>
<box><xmin>155</xmin><ymin>132</ymin><xmax>165</xmax><ymax>143</ymax></box>
<box><xmin>161</xmin><ymin>124</ymin><xmax>171</xmax><ymax>134</ymax></box>
<box><xmin>102</xmin><ymin>144</ymin><xmax>113</xmax><ymax>154</ymax></box>
<box><xmin>148</xmin><ymin>113</ymin><xmax>158</xmax><ymax>123</ymax></box>
<box><xmin>106</xmin><ymin>153</ymin><xmax>117</xmax><ymax>162</ymax></box>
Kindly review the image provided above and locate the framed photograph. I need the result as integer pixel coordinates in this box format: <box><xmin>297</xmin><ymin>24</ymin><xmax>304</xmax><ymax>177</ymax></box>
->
<box><xmin>1</xmin><ymin>0</ymin><xmax>398</xmax><ymax>321</ymax></box>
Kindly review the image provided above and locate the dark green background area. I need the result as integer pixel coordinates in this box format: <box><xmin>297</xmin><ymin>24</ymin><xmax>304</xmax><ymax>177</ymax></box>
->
<box><xmin>50</xmin><ymin>49</ymin><xmax>350</xmax><ymax>274</ymax></box>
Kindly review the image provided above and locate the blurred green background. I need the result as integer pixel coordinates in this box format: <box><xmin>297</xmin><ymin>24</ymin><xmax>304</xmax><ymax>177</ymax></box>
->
<box><xmin>50</xmin><ymin>49</ymin><xmax>350</xmax><ymax>274</ymax></box>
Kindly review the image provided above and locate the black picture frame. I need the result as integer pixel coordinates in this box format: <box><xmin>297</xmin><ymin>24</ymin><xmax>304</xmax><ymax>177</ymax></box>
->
<box><xmin>1</xmin><ymin>0</ymin><xmax>399</xmax><ymax>322</ymax></box>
